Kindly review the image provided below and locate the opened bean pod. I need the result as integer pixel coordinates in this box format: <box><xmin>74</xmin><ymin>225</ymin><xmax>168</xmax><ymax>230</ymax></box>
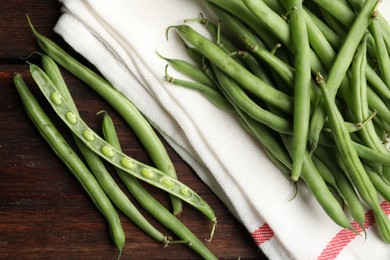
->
<box><xmin>29</xmin><ymin>62</ymin><xmax>217</xmax><ymax>224</ymax></box>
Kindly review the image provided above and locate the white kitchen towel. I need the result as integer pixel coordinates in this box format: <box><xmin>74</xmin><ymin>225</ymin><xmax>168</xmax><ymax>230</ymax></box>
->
<box><xmin>53</xmin><ymin>0</ymin><xmax>390</xmax><ymax>259</ymax></box>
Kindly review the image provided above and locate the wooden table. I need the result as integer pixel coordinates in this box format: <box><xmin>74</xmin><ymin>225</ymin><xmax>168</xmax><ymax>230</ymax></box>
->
<box><xmin>0</xmin><ymin>1</ymin><xmax>265</xmax><ymax>259</ymax></box>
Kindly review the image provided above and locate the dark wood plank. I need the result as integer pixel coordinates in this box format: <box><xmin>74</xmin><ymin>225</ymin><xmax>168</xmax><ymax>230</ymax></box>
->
<box><xmin>0</xmin><ymin>1</ymin><xmax>265</xmax><ymax>259</ymax></box>
<box><xmin>0</xmin><ymin>1</ymin><xmax>63</xmax><ymax>60</ymax></box>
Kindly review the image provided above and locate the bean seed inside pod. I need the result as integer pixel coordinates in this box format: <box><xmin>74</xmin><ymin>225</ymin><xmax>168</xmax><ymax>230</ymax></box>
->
<box><xmin>120</xmin><ymin>158</ymin><xmax>135</xmax><ymax>169</ymax></box>
<box><xmin>101</xmin><ymin>145</ymin><xmax>115</xmax><ymax>158</ymax></box>
<box><xmin>65</xmin><ymin>111</ymin><xmax>78</xmax><ymax>124</ymax></box>
<box><xmin>82</xmin><ymin>129</ymin><xmax>95</xmax><ymax>141</ymax></box>
<box><xmin>141</xmin><ymin>168</ymin><xmax>154</xmax><ymax>179</ymax></box>
<box><xmin>161</xmin><ymin>177</ymin><xmax>175</xmax><ymax>188</ymax></box>
<box><xmin>50</xmin><ymin>92</ymin><xmax>63</xmax><ymax>105</ymax></box>
<box><xmin>180</xmin><ymin>187</ymin><xmax>191</xmax><ymax>198</ymax></box>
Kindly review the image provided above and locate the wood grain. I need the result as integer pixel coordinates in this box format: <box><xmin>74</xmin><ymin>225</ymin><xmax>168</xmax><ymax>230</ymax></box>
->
<box><xmin>0</xmin><ymin>1</ymin><xmax>265</xmax><ymax>259</ymax></box>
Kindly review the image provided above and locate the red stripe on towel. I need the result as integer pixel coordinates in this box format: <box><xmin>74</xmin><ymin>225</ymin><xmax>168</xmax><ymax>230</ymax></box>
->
<box><xmin>251</xmin><ymin>223</ymin><xmax>274</xmax><ymax>246</ymax></box>
<box><xmin>318</xmin><ymin>201</ymin><xmax>390</xmax><ymax>260</ymax></box>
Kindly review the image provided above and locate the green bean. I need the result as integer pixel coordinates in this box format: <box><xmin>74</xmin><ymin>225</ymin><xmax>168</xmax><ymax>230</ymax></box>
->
<box><xmin>238</xmin><ymin>102</ymin><xmax>352</xmax><ymax>229</ymax></box>
<box><xmin>301</xmin><ymin>8</ymin><xmax>337</xmax><ymax>72</ymax></box>
<box><xmin>13</xmin><ymin>73</ymin><xmax>125</xmax><ymax>256</ymax></box>
<box><xmin>168</xmin><ymin>25</ymin><xmax>294</xmax><ymax>113</ymax></box>
<box><xmin>164</xmin><ymin>65</ymin><xmax>234</xmax><ymax>113</ymax></box>
<box><xmin>157</xmin><ymin>52</ymin><xmax>216</xmax><ymax>89</ymax></box>
<box><xmin>311</xmin><ymin>155</ymin><xmax>337</xmax><ymax>188</ymax></box>
<box><xmin>206</xmin><ymin>3</ymin><xmax>267</xmax><ymax>49</ymax></box>
<box><xmin>281</xmin><ymin>0</ymin><xmax>312</xmax><ymax>181</ymax></box>
<box><xmin>27</xmin><ymin>16</ymin><xmax>183</xmax><ymax>215</ymax></box>
<box><xmin>28</xmin><ymin>62</ymin><xmax>217</xmax><ymax>223</ymax></box>
<box><xmin>313</xmin><ymin>146</ymin><xmax>366</xmax><ymax>228</ymax></box>
<box><xmin>333</xmin><ymin>165</ymin><xmax>366</xmax><ymax>230</ymax></box>
<box><xmin>212</xmin><ymin>64</ymin><xmax>293</xmax><ymax>134</ymax></box>
<box><xmin>281</xmin><ymin>135</ymin><xmax>353</xmax><ymax>230</ymax></box>
<box><xmin>101</xmin><ymin>110</ymin><xmax>218</xmax><ymax>260</ymax></box>
<box><xmin>186</xmin><ymin>15</ymin><xmax>237</xmax><ymax>53</ymax></box>
<box><xmin>354</xmin><ymin>142</ymin><xmax>390</xmax><ymax>165</ymax></box>
<box><xmin>242</xmin><ymin>0</ymin><xmax>291</xmax><ymax>48</ymax></box>
<box><xmin>317</xmin><ymin>72</ymin><xmax>390</xmax><ymax>243</ymax></box>
<box><xmin>188</xmin><ymin>60</ymin><xmax>352</xmax><ymax>228</ymax></box>
<box><xmin>181</xmin><ymin>43</ymin><xmax>220</xmax><ymax>87</ymax></box>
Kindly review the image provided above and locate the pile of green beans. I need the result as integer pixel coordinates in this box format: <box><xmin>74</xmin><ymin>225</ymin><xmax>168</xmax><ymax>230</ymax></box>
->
<box><xmin>13</xmin><ymin>17</ymin><xmax>219</xmax><ymax>259</ymax></box>
<box><xmin>161</xmin><ymin>0</ymin><xmax>390</xmax><ymax>243</ymax></box>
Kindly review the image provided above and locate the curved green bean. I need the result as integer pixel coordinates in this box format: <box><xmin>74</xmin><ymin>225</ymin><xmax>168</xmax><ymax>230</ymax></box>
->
<box><xmin>313</xmin><ymin>146</ymin><xmax>366</xmax><ymax>228</ymax></box>
<box><xmin>282</xmin><ymin>0</ymin><xmax>312</xmax><ymax>181</ymax></box>
<box><xmin>157</xmin><ymin>52</ymin><xmax>216</xmax><ymax>89</ymax></box>
<box><xmin>317</xmin><ymin>72</ymin><xmax>390</xmax><ymax>243</ymax></box>
<box><xmin>29</xmin><ymin>62</ymin><xmax>216</xmax><ymax>223</ymax></box>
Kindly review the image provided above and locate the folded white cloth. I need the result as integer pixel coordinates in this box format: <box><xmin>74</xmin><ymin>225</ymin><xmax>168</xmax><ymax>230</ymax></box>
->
<box><xmin>54</xmin><ymin>1</ymin><xmax>390</xmax><ymax>259</ymax></box>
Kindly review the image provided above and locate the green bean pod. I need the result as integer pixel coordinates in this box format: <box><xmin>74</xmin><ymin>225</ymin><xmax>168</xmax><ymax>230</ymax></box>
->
<box><xmin>164</xmin><ymin>65</ymin><xmax>234</xmax><ymax>113</ymax></box>
<box><xmin>157</xmin><ymin>52</ymin><xmax>216</xmax><ymax>89</ymax></box>
<box><xmin>29</xmin><ymin>63</ymin><xmax>216</xmax><ymax>223</ymax></box>
<box><xmin>314</xmin><ymin>146</ymin><xmax>366</xmax><ymax>228</ymax></box>
<box><xmin>317</xmin><ymin>72</ymin><xmax>390</xmax><ymax>243</ymax></box>
<box><xmin>13</xmin><ymin>73</ymin><xmax>125</xmax><ymax>256</ymax></box>
<box><xmin>282</xmin><ymin>0</ymin><xmax>312</xmax><ymax>181</ymax></box>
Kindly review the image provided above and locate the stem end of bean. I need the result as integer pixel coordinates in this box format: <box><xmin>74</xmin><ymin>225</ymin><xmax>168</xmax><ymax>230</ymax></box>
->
<box><xmin>206</xmin><ymin>218</ymin><xmax>217</xmax><ymax>242</ymax></box>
